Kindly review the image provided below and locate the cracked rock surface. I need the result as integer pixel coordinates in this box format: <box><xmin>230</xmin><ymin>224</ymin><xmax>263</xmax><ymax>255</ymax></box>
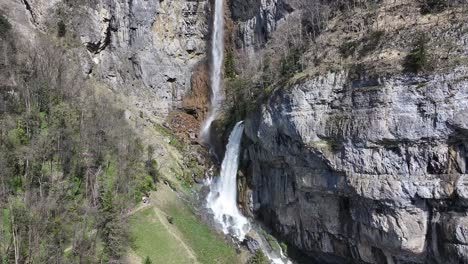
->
<box><xmin>244</xmin><ymin>68</ymin><xmax>468</xmax><ymax>263</ymax></box>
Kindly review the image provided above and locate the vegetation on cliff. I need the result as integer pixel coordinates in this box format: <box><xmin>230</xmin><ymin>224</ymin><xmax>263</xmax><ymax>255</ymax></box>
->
<box><xmin>221</xmin><ymin>0</ymin><xmax>467</xmax><ymax>128</ymax></box>
<box><xmin>0</xmin><ymin>18</ymin><xmax>158</xmax><ymax>263</ymax></box>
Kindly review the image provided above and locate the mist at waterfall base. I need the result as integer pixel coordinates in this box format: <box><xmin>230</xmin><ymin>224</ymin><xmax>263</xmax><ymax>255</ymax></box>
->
<box><xmin>200</xmin><ymin>0</ymin><xmax>224</xmax><ymax>141</ymax></box>
<box><xmin>206</xmin><ymin>121</ymin><xmax>250</xmax><ymax>240</ymax></box>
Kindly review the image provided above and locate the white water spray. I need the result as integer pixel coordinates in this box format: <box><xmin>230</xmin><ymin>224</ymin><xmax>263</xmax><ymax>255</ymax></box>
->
<box><xmin>207</xmin><ymin>121</ymin><xmax>250</xmax><ymax>240</ymax></box>
<box><xmin>200</xmin><ymin>0</ymin><xmax>225</xmax><ymax>141</ymax></box>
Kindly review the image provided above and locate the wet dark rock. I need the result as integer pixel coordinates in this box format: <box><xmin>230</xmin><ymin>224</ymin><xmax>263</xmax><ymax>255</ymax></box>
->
<box><xmin>242</xmin><ymin>235</ymin><xmax>261</xmax><ymax>253</ymax></box>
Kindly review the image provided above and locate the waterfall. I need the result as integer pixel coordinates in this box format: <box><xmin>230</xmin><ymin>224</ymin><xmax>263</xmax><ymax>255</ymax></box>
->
<box><xmin>200</xmin><ymin>0</ymin><xmax>225</xmax><ymax>141</ymax></box>
<box><xmin>201</xmin><ymin>1</ymin><xmax>292</xmax><ymax>262</ymax></box>
<box><xmin>207</xmin><ymin>121</ymin><xmax>250</xmax><ymax>240</ymax></box>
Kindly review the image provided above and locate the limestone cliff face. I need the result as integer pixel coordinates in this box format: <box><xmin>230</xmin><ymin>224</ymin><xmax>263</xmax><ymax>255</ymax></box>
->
<box><xmin>229</xmin><ymin>0</ymin><xmax>290</xmax><ymax>51</ymax></box>
<box><xmin>243</xmin><ymin>68</ymin><xmax>468</xmax><ymax>263</ymax></box>
<box><xmin>75</xmin><ymin>0</ymin><xmax>209</xmax><ymax>118</ymax></box>
<box><xmin>3</xmin><ymin>0</ymin><xmax>209</xmax><ymax>118</ymax></box>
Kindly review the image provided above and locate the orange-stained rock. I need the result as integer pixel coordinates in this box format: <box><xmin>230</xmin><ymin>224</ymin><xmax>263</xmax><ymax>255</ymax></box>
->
<box><xmin>166</xmin><ymin>111</ymin><xmax>201</xmax><ymax>143</ymax></box>
<box><xmin>182</xmin><ymin>62</ymin><xmax>211</xmax><ymax>124</ymax></box>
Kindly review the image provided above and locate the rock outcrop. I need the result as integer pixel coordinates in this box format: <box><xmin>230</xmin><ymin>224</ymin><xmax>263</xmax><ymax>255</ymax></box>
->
<box><xmin>230</xmin><ymin>0</ymin><xmax>291</xmax><ymax>52</ymax></box>
<box><xmin>244</xmin><ymin>68</ymin><xmax>468</xmax><ymax>263</ymax></box>
<box><xmin>2</xmin><ymin>0</ymin><xmax>209</xmax><ymax>118</ymax></box>
<box><xmin>73</xmin><ymin>0</ymin><xmax>209</xmax><ymax>117</ymax></box>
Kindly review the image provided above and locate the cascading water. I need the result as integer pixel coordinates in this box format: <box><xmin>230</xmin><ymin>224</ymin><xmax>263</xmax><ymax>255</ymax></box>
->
<box><xmin>201</xmin><ymin>1</ymin><xmax>293</xmax><ymax>262</ymax></box>
<box><xmin>200</xmin><ymin>0</ymin><xmax>225</xmax><ymax>141</ymax></box>
<box><xmin>206</xmin><ymin>121</ymin><xmax>250</xmax><ymax>240</ymax></box>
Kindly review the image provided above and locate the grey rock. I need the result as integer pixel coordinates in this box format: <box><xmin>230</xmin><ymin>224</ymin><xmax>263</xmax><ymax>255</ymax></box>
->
<box><xmin>234</xmin><ymin>0</ymin><xmax>291</xmax><ymax>50</ymax></box>
<box><xmin>244</xmin><ymin>67</ymin><xmax>468</xmax><ymax>263</ymax></box>
<box><xmin>7</xmin><ymin>0</ymin><xmax>209</xmax><ymax>119</ymax></box>
<box><xmin>242</xmin><ymin>235</ymin><xmax>261</xmax><ymax>253</ymax></box>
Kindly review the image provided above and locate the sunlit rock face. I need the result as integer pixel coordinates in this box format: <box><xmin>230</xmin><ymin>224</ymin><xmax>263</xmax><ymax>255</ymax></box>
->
<box><xmin>3</xmin><ymin>0</ymin><xmax>209</xmax><ymax>118</ymax></box>
<box><xmin>75</xmin><ymin>0</ymin><xmax>209</xmax><ymax>118</ymax></box>
<box><xmin>244</xmin><ymin>68</ymin><xmax>468</xmax><ymax>263</ymax></box>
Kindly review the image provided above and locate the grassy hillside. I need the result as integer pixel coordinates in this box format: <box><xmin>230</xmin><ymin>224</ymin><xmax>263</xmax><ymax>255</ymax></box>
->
<box><xmin>130</xmin><ymin>207</ymin><xmax>196</xmax><ymax>264</ymax></box>
<box><xmin>128</xmin><ymin>185</ymin><xmax>241</xmax><ymax>264</ymax></box>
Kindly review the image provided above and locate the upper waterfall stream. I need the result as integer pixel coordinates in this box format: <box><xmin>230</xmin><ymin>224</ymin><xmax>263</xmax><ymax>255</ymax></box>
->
<box><xmin>200</xmin><ymin>0</ymin><xmax>225</xmax><ymax>141</ymax></box>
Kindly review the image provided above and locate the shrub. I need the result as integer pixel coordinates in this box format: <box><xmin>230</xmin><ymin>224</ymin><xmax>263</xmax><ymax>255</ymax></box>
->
<box><xmin>7</xmin><ymin>120</ymin><xmax>29</xmax><ymax>146</ymax></box>
<box><xmin>359</xmin><ymin>30</ymin><xmax>384</xmax><ymax>57</ymax></box>
<box><xmin>166</xmin><ymin>216</ymin><xmax>174</xmax><ymax>224</ymax></box>
<box><xmin>419</xmin><ymin>0</ymin><xmax>448</xmax><ymax>14</ymax></box>
<box><xmin>57</xmin><ymin>20</ymin><xmax>66</xmax><ymax>37</ymax></box>
<box><xmin>280</xmin><ymin>242</ymin><xmax>288</xmax><ymax>256</ymax></box>
<box><xmin>0</xmin><ymin>14</ymin><xmax>11</xmax><ymax>37</ymax></box>
<box><xmin>250</xmin><ymin>250</ymin><xmax>268</xmax><ymax>264</ymax></box>
<box><xmin>144</xmin><ymin>256</ymin><xmax>152</xmax><ymax>264</ymax></box>
<box><xmin>225</xmin><ymin>49</ymin><xmax>236</xmax><ymax>79</ymax></box>
<box><xmin>339</xmin><ymin>41</ymin><xmax>358</xmax><ymax>58</ymax></box>
<box><xmin>403</xmin><ymin>33</ymin><xmax>430</xmax><ymax>73</ymax></box>
<box><xmin>280</xmin><ymin>46</ymin><xmax>304</xmax><ymax>78</ymax></box>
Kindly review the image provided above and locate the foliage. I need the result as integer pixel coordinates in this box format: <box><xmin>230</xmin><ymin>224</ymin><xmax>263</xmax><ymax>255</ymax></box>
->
<box><xmin>339</xmin><ymin>41</ymin><xmax>358</xmax><ymax>58</ymax></box>
<box><xmin>250</xmin><ymin>250</ymin><xmax>268</xmax><ymax>264</ymax></box>
<box><xmin>340</xmin><ymin>30</ymin><xmax>384</xmax><ymax>59</ymax></box>
<box><xmin>0</xmin><ymin>39</ymin><xmax>155</xmax><ymax>262</ymax></box>
<box><xmin>144</xmin><ymin>256</ymin><xmax>153</xmax><ymax>264</ymax></box>
<box><xmin>359</xmin><ymin>30</ymin><xmax>384</xmax><ymax>57</ymax></box>
<box><xmin>280</xmin><ymin>242</ymin><xmax>288</xmax><ymax>256</ymax></box>
<box><xmin>419</xmin><ymin>0</ymin><xmax>448</xmax><ymax>14</ymax></box>
<box><xmin>266</xmin><ymin>234</ymin><xmax>281</xmax><ymax>255</ymax></box>
<box><xmin>57</xmin><ymin>21</ymin><xmax>66</xmax><ymax>37</ymax></box>
<box><xmin>7</xmin><ymin>120</ymin><xmax>29</xmax><ymax>146</ymax></box>
<box><xmin>225</xmin><ymin>49</ymin><xmax>236</xmax><ymax>79</ymax></box>
<box><xmin>154</xmin><ymin>124</ymin><xmax>184</xmax><ymax>151</ymax></box>
<box><xmin>224</xmin><ymin>77</ymin><xmax>254</xmax><ymax>122</ymax></box>
<box><xmin>403</xmin><ymin>33</ymin><xmax>430</xmax><ymax>73</ymax></box>
<box><xmin>280</xmin><ymin>46</ymin><xmax>304</xmax><ymax>79</ymax></box>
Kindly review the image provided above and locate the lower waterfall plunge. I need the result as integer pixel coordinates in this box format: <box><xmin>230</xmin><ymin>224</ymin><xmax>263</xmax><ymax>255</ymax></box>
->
<box><xmin>206</xmin><ymin>121</ymin><xmax>250</xmax><ymax>240</ymax></box>
<box><xmin>205</xmin><ymin>123</ymin><xmax>292</xmax><ymax>264</ymax></box>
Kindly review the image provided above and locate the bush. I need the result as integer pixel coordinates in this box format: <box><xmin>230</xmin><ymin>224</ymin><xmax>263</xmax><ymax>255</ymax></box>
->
<box><xmin>225</xmin><ymin>49</ymin><xmax>236</xmax><ymax>79</ymax></box>
<box><xmin>166</xmin><ymin>216</ymin><xmax>174</xmax><ymax>224</ymax></box>
<box><xmin>339</xmin><ymin>41</ymin><xmax>358</xmax><ymax>58</ymax></box>
<box><xmin>250</xmin><ymin>250</ymin><xmax>268</xmax><ymax>264</ymax></box>
<box><xmin>280</xmin><ymin>242</ymin><xmax>288</xmax><ymax>256</ymax></box>
<box><xmin>57</xmin><ymin>21</ymin><xmax>66</xmax><ymax>37</ymax></box>
<box><xmin>419</xmin><ymin>0</ymin><xmax>448</xmax><ymax>14</ymax></box>
<box><xmin>0</xmin><ymin>14</ymin><xmax>11</xmax><ymax>37</ymax></box>
<box><xmin>359</xmin><ymin>30</ymin><xmax>384</xmax><ymax>57</ymax></box>
<box><xmin>280</xmin><ymin>46</ymin><xmax>304</xmax><ymax>78</ymax></box>
<box><xmin>403</xmin><ymin>33</ymin><xmax>430</xmax><ymax>73</ymax></box>
<box><xmin>144</xmin><ymin>256</ymin><xmax>152</xmax><ymax>264</ymax></box>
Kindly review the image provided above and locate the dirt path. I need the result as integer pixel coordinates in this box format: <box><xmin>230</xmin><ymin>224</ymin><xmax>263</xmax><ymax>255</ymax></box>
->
<box><xmin>125</xmin><ymin>202</ymin><xmax>151</xmax><ymax>218</ymax></box>
<box><xmin>152</xmin><ymin>206</ymin><xmax>199</xmax><ymax>264</ymax></box>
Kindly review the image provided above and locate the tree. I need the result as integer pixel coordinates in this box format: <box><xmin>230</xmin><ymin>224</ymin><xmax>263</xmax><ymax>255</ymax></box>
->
<box><xmin>57</xmin><ymin>21</ymin><xmax>66</xmax><ymax>37</ymax></box>
<box><xmin>403</xmin><ymin>33</ymin><xmax>430</xmax><ymax>73</ymax></box>
<box><xmin>144</xmin><ymin>256</ymin><xmax>153</xmax><ymax>264</ymax></box>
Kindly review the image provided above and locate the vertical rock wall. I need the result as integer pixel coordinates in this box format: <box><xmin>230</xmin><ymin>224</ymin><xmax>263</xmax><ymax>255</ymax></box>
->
<box><xmin>244</xmin><ymin>69</ymin><xmax>468</xmax><ymax>263</ymax></box>
<box><xmin>3</xmin><ymin>0</ymin><xmax>210</xmax><ymax>118</ymax></box>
